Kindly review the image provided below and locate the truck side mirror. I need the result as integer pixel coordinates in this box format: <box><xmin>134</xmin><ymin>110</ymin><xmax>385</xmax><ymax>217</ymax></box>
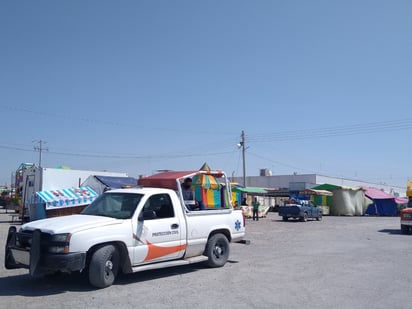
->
<box><xmin>139</xmin><ymin>210</ymin><xmax>157</xmax><ymax>221</ymax></box>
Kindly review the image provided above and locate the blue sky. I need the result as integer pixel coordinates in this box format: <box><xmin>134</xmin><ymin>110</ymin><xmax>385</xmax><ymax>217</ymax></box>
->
<box><xmin>1</xmin><ymin>1</ymin><xmax>411</xmax><ymax>190</ymax></box>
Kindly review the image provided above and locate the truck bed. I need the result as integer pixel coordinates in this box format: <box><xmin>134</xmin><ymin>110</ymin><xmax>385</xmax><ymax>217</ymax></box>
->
<box><xmin>278</xmin><ymin>205</ymin><xmax>301</xmax><ymax>217</ymax></box>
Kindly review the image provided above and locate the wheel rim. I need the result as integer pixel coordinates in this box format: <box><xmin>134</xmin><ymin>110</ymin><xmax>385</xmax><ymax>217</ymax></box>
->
<box><xmin>213</xmin><ymin>241</ymin><xmax>225</xmax><ymax>259</ymax></box>
<box><xmin>104</xmin><ymin>257</ymin><xmax>114</xmax><ymax>278</ymax></box>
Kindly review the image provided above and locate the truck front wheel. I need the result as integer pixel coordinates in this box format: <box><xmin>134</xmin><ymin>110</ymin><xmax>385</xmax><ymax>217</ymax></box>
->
<box><xmin>88</xmin><ymin>245</ymin><xmax>120</xmax><ymax>288</ymax></box>
<box><xmin>300</xmin><ymin>213</ymin><xmax>308</xmax><ymax>222</ymax></box>
<box><xmin>205</xmin><ymin>233</ymin><xmax>230</xmax><ymax>268</ymax></box>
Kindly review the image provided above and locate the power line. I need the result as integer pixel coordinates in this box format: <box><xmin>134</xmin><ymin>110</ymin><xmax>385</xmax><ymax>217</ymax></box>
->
<box><xmin>249</xmin><ymin>118</ymin><xmax>412</xmax><ymax>143</ymax></box>
<box><xmin>1</xmin><ymin>118</ymin><xmax>411</xmax><ymax>161</ymax></box>
<box><xmin>248</xmin><ymin>151</ymin><xmax>318</xmax><ymax>174</ymax></box>
<box><xmin>6</xmin><ymin>105</ymin><xmax>411</xmax><ymax>140</ymax></box>
<box><xmin>0</xmin><ymin>144</ymin><xmax>34</xmax><ymax>152</ymax></box>
<box><xmin>0</xmin><ymin>144</ymin><xmax>233</xmax><ymax>160</ymax></box>
<box><xmin>1</xmin><ymin>105</ymin><xmax>236</xmax><ymax>136</ymax></box>
<box><xmin>247</xmin><ymin>150</ymin><xmax>408</xmax><ymax>187</ymax></box>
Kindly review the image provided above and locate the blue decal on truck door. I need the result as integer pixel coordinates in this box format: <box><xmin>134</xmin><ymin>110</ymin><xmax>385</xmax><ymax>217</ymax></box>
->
<box><xmin>235</xmin><ymin>220</ymin><xmax>241</xmax><ymax>231</ymax></box>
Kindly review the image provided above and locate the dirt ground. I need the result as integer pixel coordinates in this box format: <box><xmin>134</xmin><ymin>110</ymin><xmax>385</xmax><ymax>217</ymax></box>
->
<box><xmin>0</xmin><ymin>207</ymin><xmax>411</xmax><ymax>309</ymax></box>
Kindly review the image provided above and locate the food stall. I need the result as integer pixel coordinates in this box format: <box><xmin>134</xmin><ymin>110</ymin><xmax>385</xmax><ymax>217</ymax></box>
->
<box><xmin>232</xmin><ymin>186</ymin><xmax>269</xmax><ymax>218</ymax></box>
<box><xmin>299</xmin><ymin>188</ymin><xmax>334</xmax><ymax>215</ymax></box>
<box><xmin>27</xmin><ymin>186</ymin><xmax>98</xmax><ymax>221</ymax></box>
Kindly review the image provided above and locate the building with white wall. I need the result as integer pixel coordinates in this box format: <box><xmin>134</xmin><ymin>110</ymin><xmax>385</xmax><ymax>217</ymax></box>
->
<box><xmin>232</xmin><ymin>173</ymin><xmax>406</xmax><ymax>197</ymax></box>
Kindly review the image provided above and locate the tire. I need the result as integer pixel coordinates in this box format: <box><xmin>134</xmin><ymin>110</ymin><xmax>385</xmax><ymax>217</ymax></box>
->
<box><xmin>300</xmin><ymin>213</ymin><xmax>308</xmax><ymax>222</ymax></box>
<box><xmin>205</xmin><ymin>233</ymin><xmax>230</xmax><ymax>268</ymax></box>
<box><xmin>316</xmin><ymin>213</ymin><xmax>322</xmax><ymax>221</ymax></box>
<box><xmin>282</xmin><ymin>216</ymin><xmax>288</xmax><ymax>221</ymax></box>
<box><xmin>88</xmin><ymin>245</ymin><xmax>120</xmax><ymax>288</ymax></box>
<box><xmin>5</xmin><ymin>226</ymin><xmax>19</xmax><ymax>269</ymax></box>
<box><xmin>401</xmin><ymin>224</ymin><xmax>409</xmax><ymax>235</ymax></box>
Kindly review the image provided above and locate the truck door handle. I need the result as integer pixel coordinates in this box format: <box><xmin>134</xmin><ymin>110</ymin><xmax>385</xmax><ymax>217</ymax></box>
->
<box><xmin>171</xmin><ymin>224</ymin><xmax>179</xmax><ymax>229</ymax></box>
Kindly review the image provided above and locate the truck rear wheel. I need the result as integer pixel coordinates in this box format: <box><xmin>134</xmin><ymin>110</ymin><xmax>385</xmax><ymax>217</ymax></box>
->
<box><xmin>88</xmin><ymin>245</ymin><xmax>120</xmax><ymax>288</ymax></box>
<box><xmin>205</xmin><ymin>233</ymin><xmax>230</xmax><ymax>268</ymax></box>
<box><xmin>282</xmin><ymin>216</ymin><xmax>288</xmax><ymax>221</ymax></box>
<box><xmin>316</xmin><ymin>214</ymin><xmax>322</xmax><ymax>221</ymax></box>
<box><xmin>401</xmin><ymin>224</ymin><xmax>410</xmax><ymax>235</ymax></box>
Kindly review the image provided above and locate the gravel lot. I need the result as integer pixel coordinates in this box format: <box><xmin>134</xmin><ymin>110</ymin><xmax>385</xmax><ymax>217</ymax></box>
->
<box><xmin>0</xmin><ymin>208</ymin><xmax>411</xmax><ymax>309</ymax></box>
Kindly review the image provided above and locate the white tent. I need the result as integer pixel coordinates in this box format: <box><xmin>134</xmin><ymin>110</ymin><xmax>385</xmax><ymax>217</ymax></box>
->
<box><xmin>331</xmin><ymin>187</ymin><xmax>370</xmax><ymax>216</ymax></box>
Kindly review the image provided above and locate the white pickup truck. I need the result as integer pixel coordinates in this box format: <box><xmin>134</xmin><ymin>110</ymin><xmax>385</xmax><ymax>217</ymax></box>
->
<box><xmin>5</xmin><ymin>170</ymin><xmax>246</xmax><ymax>288</ymax></box>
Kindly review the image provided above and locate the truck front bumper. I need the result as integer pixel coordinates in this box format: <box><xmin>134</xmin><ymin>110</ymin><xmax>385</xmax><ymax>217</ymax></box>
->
<box><xmin>5</xmin><ymin>226</ymin><xmax>86</xmax><ymax>276</ymax></box>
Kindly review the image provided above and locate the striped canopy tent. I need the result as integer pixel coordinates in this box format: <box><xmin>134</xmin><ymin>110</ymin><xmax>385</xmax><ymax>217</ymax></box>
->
<box><xmin>192</xmin><ymin>162</ymin><xmax>220</xmax><ymax>189</ymax></box>
<box><xmin>192</xmin><ymin>163</ymin><xmax>228</xmax><ymax>208</ymax></box>
<box><xmin>193</xmin><ymin>173</ymin><xmax>220</xmax><ymax>189</ymax></box>
<box><xmin>36</xmin><ymin>186</ymin><xmax>98</xmax><ymax>210</ymax></box>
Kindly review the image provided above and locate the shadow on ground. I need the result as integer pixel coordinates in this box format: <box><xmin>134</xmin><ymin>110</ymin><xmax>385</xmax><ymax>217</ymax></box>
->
<box><xmin>0</xmin><ymin>259</ymin><xmax>239</xmax><ymax>296</ymax></box>
<box><xmin>378</xmin><ymin>229</ymin><xmax>403</xmax><ymax>235</ymax></box>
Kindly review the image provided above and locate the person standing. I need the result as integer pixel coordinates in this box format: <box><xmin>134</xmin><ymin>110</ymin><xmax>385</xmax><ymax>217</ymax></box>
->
<box><xmin>252</xmin><ymin>197</ymin><xmax>260</xmax><ymax>221</ymax></box>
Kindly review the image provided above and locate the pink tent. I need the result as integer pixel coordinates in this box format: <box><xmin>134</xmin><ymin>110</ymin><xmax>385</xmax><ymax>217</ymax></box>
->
<box><xmin>363</xmin><ymin>187</ymin><xmax>404</xmax><ymax>216</ymax></box>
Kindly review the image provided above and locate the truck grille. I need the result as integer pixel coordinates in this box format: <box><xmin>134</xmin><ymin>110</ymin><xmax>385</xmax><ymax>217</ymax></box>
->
<box><xmin>15</xmin><ymin>230</ymin><xmax>54</xmax><ymax>252</ymax></box>
<box><xmin>15</xmin><ymin>230</ymin><xmax>34</xmax><ymax>249</ymax></box>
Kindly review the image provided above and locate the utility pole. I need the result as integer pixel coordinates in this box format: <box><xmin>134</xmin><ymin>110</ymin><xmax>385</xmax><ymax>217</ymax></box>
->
<box><xmin>239</xmin><ymin>130</ymin><xmax>246</xmax><ymax>187</ymax></box>
<box><xmin>34</xmin><ymin>140</ymin><xmax>48</xmax><ymax>167</ymax></box>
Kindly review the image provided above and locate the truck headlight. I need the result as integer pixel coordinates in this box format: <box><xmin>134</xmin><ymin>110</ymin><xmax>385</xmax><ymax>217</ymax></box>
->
<box><xmin>48</xmin><ymin>233</ymin><xmax>71</xmax><ymax>254</ymax></box>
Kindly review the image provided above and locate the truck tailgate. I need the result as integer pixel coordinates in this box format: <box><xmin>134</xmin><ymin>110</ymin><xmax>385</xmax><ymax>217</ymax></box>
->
<box><xmin>279</xmin><ymin>205</ymin><xmax>300</xmax><ymax>216</ymax></box>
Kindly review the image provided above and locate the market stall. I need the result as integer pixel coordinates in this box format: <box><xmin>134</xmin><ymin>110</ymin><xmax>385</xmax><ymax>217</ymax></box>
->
<box><xmin>299</xmin><ymin>188</ymin><xmax>333</xmax><ymax>215</ymax></box>
<box><xmin>232</xmin><ymin>186</ymin><xmax>269</xmax><ymax>218</ymax></box>
<box><xmin>28</xmin><ymin>186</ymin><xmax>98</xmax><ymax>221</ymax></box>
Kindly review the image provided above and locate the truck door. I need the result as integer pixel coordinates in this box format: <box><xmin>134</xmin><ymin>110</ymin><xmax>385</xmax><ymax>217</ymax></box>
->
<box><xmin>131</xmin><ymin>193</ymin><xmax>185</xmax><ymax>265</ymax></box>
<box><xmin>308</xmin><ymin>201</ymin><xmax>316</xmax><ymax>217</ymax></box>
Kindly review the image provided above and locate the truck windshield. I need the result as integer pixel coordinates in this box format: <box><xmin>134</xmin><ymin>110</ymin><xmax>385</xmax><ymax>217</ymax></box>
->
<box><xmin>81</xmin><ymin>192</ymin><xmax>143</xmax><ymax>219</ymax></box>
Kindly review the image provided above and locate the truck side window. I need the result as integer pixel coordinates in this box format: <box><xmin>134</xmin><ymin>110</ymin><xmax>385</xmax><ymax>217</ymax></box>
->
<box><xmin>156</xmin><ymin>194</ymin><xmax>175</xmax><ymax>218</ymax></box>
<box><xmin>142</xmin><ymin>194</ymin><xmax>175</xmax><ymax>219</ymax></box>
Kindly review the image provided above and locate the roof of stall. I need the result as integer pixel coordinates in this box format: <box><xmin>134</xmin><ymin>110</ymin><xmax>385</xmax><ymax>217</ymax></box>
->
<box><xmin>232</xmin><ymin>187</ymin><xmax>268</xmax><ymax>194</ymax></box>
<box><xmin>93</xmin><ymin>175</ymin><xmax>138</xmax><ymax>189</ymax></box>
<box><xmin>312</xmin><ymin>184</ymin><xmax>362</xmax><ymax>192</ymax></box>
<box><xmin>363</xmin><ymin>187</ymin><xmax>396</xmax><ymax>199</ymax></box>
<box><xmin>36</xmin><ymin>186</ymin><xmax>98</xmax><ymax>209</ymax></box>
<box><xmin>300</xmin><ymin>188</ymin><xmax>333</xmax><ymax>196</ymax></box>
<box><xmin>138</xmin><ymin>170</ymin><xmax>226</xmax><ymax>191</ymax></box>
<box><xmin>363</xmin><ymin>187</ymin><xmax>408</xmax><ymax>204</ymax></box>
